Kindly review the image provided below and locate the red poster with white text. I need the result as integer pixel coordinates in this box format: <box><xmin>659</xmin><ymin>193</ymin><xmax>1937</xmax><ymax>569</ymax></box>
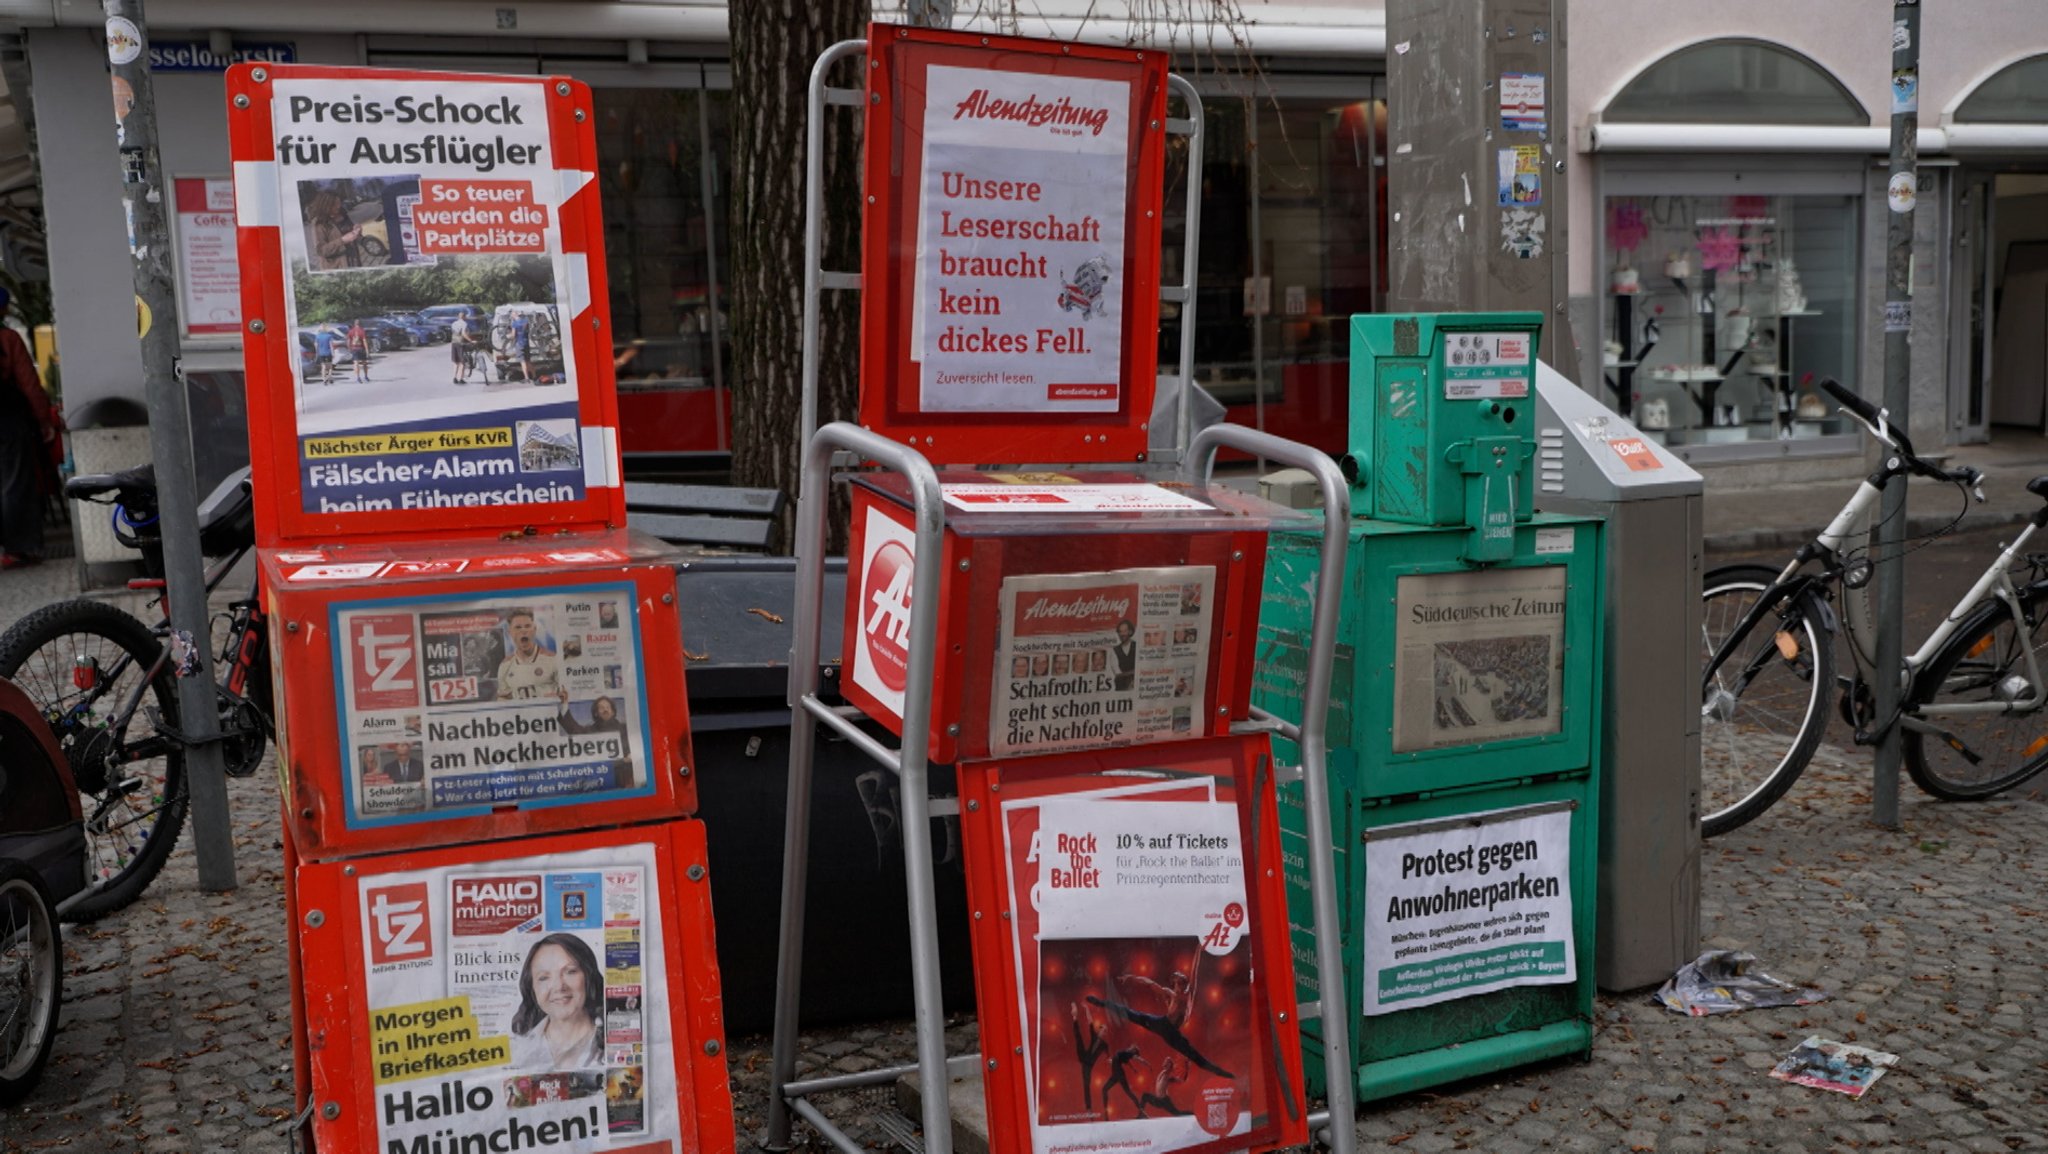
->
<box><xmin>960</xmin><ymin>738</ymin><xmax>1304</xmax><ymax>1154</ymax></box>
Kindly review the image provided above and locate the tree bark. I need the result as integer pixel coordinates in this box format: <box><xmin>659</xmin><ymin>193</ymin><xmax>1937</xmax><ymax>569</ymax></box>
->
<box><xmin>729</xmin><ymin>0</ymin><xmax>865</xmax><ymax>552</ymax></box>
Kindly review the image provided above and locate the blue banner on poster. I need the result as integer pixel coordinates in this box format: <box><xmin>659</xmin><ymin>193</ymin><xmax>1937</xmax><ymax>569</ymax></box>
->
<box><xmin>299</xmin><ymin>401</ymin><xmax>586</xmax><ymax>513</ymax></box>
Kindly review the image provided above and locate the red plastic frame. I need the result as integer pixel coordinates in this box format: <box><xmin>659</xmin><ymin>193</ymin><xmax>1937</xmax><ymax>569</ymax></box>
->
<box><xmin>859</xmin><ymin>23</ymin><xmax>1168</xmax><ymax>465</ymax></box>
<box><xmin>839</xmin><ymin>482</ymin><xmax>1267</xmax><ymax>765</ymax></box>
<box><xmin>226</xmin><ymin>63</ymin><xmax>625</xmax><ymax>548</ymax></box>
<box><xmin>291</xmin><ymin>822</ymin><xmax>734</xmax><ymax>1154</ymax></box>
<box><xmin>956</xmin><ymin>734</ymin><xmax>1308</xmax><ymax>1154</ymax></box>
<box><xmin>264</xmin><ymin>545</ymin><xmax>695</xmax><ymax>861</ymax></box>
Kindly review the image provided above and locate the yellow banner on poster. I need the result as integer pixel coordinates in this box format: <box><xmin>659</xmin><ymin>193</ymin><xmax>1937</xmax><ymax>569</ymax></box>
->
<box><xmin>369</xmin><ymin>996</ymin><xmax>511</xmax><ymax>1085</ymax></box>
<box><xmin>303</xmin><ymin>427</ymin><xmax>515</xmax><ymax>458</ymax></box>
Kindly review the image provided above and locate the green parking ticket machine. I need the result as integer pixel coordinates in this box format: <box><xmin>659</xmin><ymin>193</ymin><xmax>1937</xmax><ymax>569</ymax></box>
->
<box><xmin>1257</xmin><ymin>312</ymin><xmax>1603</xmax><ymax>1102</ymax></box>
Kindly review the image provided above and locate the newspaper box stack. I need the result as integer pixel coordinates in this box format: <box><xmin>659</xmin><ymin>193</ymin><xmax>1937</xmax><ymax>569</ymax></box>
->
<box><xmin>227</xmin><ymin>62</ymin><xmax>734</xmax><ymax>1154</ymax></box>
<box><xmin>766</xmin><ymin>23</ymin><xmax>1367</xmax><ymax>1154</ymax></box>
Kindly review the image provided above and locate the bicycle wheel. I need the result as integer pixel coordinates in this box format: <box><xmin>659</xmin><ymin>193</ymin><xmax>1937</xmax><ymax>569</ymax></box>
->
<box><xmin>0</xmin><ymin>600</ymin><xmax>189</xmax><ymax>922</ymax></box>
<box><xmin>0</xmin><ymin>860</ymin><xmax>62</xmax><ymax>1104</ymax></box>
<box><xmin>1700</xmin><ymin>565</ymin><xmax>1834</xmax><ymax>837</ymax></box>
<box><xmin>1903</xmin><ymin>594</ymin><xmax>2048</xmax><ymax>800</ymax></box>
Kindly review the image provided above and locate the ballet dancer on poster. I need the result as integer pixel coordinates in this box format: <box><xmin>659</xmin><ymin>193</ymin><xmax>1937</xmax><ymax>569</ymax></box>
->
<box><xmin>1070</xmin><ymin>1002</ymin><xmax>1109</xmax><ymax>1110</ymax></box>
<box><xmin>1137</xmin><ymin>1055</ymin><xmax>1191</xmax><ymax>1118</ymax></box>
<box><xmin>1087</xmin><ymin>947</ymin><xmax>1237</xmax><ymax>1079</ymax></box>
<box><xmin>1098</xmin><ymin>1045</ymin><xmax>1147</xmax><ymax>1115</ymax></box>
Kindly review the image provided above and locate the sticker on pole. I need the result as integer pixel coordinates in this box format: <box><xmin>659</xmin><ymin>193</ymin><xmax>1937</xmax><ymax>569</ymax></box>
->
<box><xmin>357</xmin><ymin>842</ymin><xmax>683</xmax><ymax>1150</ymax></box>
<box><xmin>1362</xmin><ymin>804</ymin><xmax>1577</xmax><ymax>1015</ymax></box>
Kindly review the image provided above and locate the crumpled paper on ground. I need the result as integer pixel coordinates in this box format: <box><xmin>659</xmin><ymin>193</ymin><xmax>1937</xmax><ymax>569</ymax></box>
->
<box><xmin>1653</xmin><ymin>949</ymin><xmax>1829</xmax><ymax>1016</ymax></box>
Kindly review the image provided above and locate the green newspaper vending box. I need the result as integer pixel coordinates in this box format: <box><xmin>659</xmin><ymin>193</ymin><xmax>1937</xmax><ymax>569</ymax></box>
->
<box><xmin>1256</xmin><ymin>313</ymin><xmax>1603</xmax><ymax>1102</ymax></box>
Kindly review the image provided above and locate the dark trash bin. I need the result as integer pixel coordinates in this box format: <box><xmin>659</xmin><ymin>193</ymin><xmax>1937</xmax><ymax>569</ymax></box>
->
<box><xmin>673</xmin><ymin>556</ymin><xmax>977</xmax><ymax>1035</ymax></box>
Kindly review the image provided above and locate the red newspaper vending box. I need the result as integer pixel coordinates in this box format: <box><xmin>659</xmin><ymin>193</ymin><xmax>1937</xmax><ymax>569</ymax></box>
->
<box><xmin>262</xmin><ymin>529</ymin><xmax>696</xmax><ymax>861</ymax></box>
<box><xmin>229</xmin><ymin>61</ymin><xmax>735</xmax><ymax>1154</ymax></box>
<box><xmin>292</xmin><ymin>822</ymin><xmax>734</xmax><ymax>1154</ymax></box>
<box><xmin>955</xmin><ymin>734</ymin><xmax>1307</xmax><ymax>1154</ymax></box>
<box><xmin>841</xmin><ymin>472</ymin><xmax>1299</xmax><ymax>765</ymax></box>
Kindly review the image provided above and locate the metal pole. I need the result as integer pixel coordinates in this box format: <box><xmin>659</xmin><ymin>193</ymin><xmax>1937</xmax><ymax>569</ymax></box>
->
<box><xmin>1187</xmin><ymin>424</ymin><xmax>1356</xmax><ymax>1154</ymax></box>
<box><xmin>1873</xmin><ymin>0</ymin><xmax>1920</xmax><ymax>830</ymax></box>
<box><xmin>103</xmin><ymin>0</ymin><xmax>236</xmax><ymax>890</ymax></box>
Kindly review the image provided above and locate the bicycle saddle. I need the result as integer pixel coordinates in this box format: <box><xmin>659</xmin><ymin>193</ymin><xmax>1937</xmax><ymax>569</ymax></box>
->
<box><xmin>195</xmin><ymin>467</ymin><xmax>255</xmax><ymax>554</ymax></box>
<box><xmin>63</xmin><ymin>464</ymin><xmax>155</xmax><ymax>502</ymax></box>
<box><xmin>2028</xmin><ymin>475</ymin><xmax>2048</xmax><ymax>501</ymax></box>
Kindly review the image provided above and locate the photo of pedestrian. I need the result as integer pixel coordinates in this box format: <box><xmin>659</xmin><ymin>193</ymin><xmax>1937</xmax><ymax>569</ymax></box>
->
<box><xmin>347</xmin><ymin>319</ymin><xmax>371</xmax><ymax>382</ymax></box>
<box><xmin>312</xmin><ymin>325</ymin><xmax>338</xmax><ymax>386</ymax></box>
<box><xmin>0</xmin><ymin>286</ymin><xmax>62</xmax><ymax>569</ymax></box>
<box><xmin>1112</xmin><ymin>620</ymin><xmax>1137</xmax><ymax>691</ymax></box>
<box><xmin>508</xmin><ymin>933</ymin><xmax>605</xmax><ymax>1072</ymax></box>
<box><xmin>305</xmin><ymin>188</ymin><xmax>366</xmax><ymax>271</ymax></box>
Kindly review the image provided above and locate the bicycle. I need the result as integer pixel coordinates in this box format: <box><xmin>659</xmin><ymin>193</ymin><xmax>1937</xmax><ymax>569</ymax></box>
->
<box><xmin>0</xmin><ymin>858</ymin><xmax>60</xmax><ymax>1103</ymax></box>
<box><xmin>0</xmin><ymin>466</ymin><xmax>271</xmax><ymax>920</ymax></box>
<box><xmin>1697</xmin><ymin>377</ymin><xmax>2048</xmax><ymax>837</ymax></box>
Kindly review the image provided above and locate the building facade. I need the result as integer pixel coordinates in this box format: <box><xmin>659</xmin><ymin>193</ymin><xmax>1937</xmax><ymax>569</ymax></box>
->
<box><xmin>2</xmin><ymin>0</ymin><xmax>2045</xmax><ymax>569</ymax></box>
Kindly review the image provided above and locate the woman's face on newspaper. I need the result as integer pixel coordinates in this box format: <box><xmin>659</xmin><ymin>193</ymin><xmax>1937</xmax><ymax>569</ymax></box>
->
<box><xmin>530</xmin><ymin>944</ymin><xmax>587</xmax><ymax>1022</ymax></box>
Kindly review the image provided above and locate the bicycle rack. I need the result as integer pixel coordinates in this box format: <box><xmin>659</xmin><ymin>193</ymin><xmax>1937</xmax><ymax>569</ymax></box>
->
<box><xmin>765</xmin><ymin>38</ymin><xmax>1358</xmax><ymax>1154</ymax></box>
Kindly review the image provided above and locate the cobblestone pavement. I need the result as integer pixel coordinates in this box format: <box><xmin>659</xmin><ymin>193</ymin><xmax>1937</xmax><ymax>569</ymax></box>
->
<box><xmin>3</xmin><ymin>564</ymin><xmax>2046</xmax><ymax>1152</ymax></box>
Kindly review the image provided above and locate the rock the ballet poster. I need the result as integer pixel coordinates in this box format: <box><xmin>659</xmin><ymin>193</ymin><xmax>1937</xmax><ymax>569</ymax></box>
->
<box><xmin>998</xmin><ymin>778</ymin><xmax>1259</xmax><ymax>1154</ymax></box>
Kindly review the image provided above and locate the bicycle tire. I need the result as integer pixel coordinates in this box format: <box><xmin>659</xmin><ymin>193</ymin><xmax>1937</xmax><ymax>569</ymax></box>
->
<box><xmin>0</xmin><ymin>860</ymin><xmax>62</xmax><ymax>1104</ymax></box>
<box><xmin>1902</xmin><ymin>592</ymin><xmax>2048</xmax><ymax>800</ymax></box>
<box><xmin>0</xmin><ymin>600</ymin><xmax>189</xmax><ymax>922</ymax></box>
<box><xmin>1700</xmin><ymin>565</ymin><xmax>1834</xmax><ymax>838</ymax></box>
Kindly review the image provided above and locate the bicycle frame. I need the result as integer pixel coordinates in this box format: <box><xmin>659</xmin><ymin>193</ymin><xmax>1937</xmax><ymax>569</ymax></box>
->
<box><xmin>1752</xmin><ymin>469</ymin><xmax>2048</xmax><ymax>733</ymax></box>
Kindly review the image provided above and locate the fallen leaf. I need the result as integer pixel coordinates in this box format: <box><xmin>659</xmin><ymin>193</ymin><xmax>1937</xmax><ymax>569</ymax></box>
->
<box><xmin>747</xmin><ymin>607</ymin><xmax>785</xmax><ymax>624</ymax></box>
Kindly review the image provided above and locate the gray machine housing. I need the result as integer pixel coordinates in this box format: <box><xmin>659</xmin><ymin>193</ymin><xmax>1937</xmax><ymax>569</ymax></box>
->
<box><xmin>1533</xmin><ymin>363</ymin><xmax>1703</xmax><ymax>991</ymax></box>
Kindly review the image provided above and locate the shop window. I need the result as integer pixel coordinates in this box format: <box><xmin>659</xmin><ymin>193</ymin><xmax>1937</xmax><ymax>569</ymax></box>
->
<box><xmin>1158</xmin><ymin>86</ymin><xmax>1383</xmax><ymax>455</ymax></box>
<box><xmin>1601</xmin><ymin>192</ymin><xmax>1859</xmax><ymax>448</ymax></box>
<box><xmin>593</xmin><ymin>88</ymin><xmax>729</xmax><ymax>387</ymax></box>
<box><xmin>1605</xmin><ymin>40</ymin><xmax>1866</xmax><ymax>126</ymax></box>
<box><xmin>1955</xmin><ymin>55</ymin><xmax>2048</xmax><ymax>123</ymax></box>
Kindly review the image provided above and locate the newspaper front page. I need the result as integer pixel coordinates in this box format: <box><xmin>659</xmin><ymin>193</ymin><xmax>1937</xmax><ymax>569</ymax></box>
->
<box><xmin>336</xmin><ymin>585</ymin><xmax>650</xmax><ymax>825</ymax></box>
<box><xmin>990</xmin><ymin>566</ymin><xmax>1215</xmax><ymax>757</ymax></box>
<box><xmin>1390</xmin><ymin>567</ymin><xmax>1567</xmax><ymax>753</ymax></box>
<box><xmin>359</xmin><ymin>843</ymin><xmax>676</xmax><ymax>1152</ymax></box>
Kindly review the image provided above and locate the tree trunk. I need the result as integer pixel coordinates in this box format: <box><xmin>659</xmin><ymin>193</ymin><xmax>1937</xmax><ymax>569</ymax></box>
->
<box><xmin>729</xmin><ymin>0</ymin><xmax>865</xmax><ymax>553</ymax></box>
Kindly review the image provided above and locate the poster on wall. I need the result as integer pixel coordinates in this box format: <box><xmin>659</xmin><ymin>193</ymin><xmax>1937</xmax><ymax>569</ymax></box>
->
<box><xmin>989</xmin><ymin>566</ymin><xmax>1214</xmax><ymax>756</ymax></box>
<box><xmin>1001</xmin><ymin>776</ymin><xmax>1263</xmax><ymax>1153</ymax></box>
<box><xmin>263</xmin><ymin>75</ymin><xmax>586</xmax><ymax>515</ymax></box>
<box><xmin>1390</xmin><ymin>566</ymin><xmax>1566</xmax><ymax>752</ymax></box>
<box><xmin>1360</xmin><ymin>804</ymin><xmax>1576</xmax><ymax>1015</ymax></box>
<box><xmin>333</xmin><ymin>583</ymin><xmax>652</xmax><ymax>826</ymax></box>
<box><xmin>175</xmin><ymin>177</ymin><xmax>241</xmax><ymax>336</ymax></box>
<box><xmin>357</xmin><ymin>842</ymin><xmax>680</xmax><ymax>1152</ymax></box>
<box><xmin>912</xmin><ymin>64</ymin><xmax>1131</xmax><ymax>412</ymax></box>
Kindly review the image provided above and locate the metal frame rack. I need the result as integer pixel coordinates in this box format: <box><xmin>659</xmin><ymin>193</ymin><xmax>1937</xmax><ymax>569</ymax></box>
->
<box><xmin>764</xmin><ymin>39</ymin><xmax>1358</xmax><ymax>1154</ymax></box>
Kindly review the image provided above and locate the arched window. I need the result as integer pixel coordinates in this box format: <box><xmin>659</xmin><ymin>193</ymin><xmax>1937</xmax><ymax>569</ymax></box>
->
<box><xmin>1955</xmin><ymin>55</ymin><xmax>2048</xmax><ymax>123</ymax></box>
<box><xmin>1604</xmin><ymin>39</ymin><xmax>1866</xmax><ymax>126</ymax></box>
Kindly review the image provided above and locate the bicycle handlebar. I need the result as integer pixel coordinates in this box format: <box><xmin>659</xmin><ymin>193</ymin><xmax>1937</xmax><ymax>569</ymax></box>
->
<box><xmin>1819</xmin><ymin>377</ymin><xmax>1976</xmax><ymax>486</ymax></box>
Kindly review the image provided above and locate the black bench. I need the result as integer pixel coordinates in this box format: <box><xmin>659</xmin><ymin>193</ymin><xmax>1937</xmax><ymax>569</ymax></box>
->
<box><xmin>624</xmin><ymin>481</ymin><xmax>785</xmax><ymax>551</ymax></box>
